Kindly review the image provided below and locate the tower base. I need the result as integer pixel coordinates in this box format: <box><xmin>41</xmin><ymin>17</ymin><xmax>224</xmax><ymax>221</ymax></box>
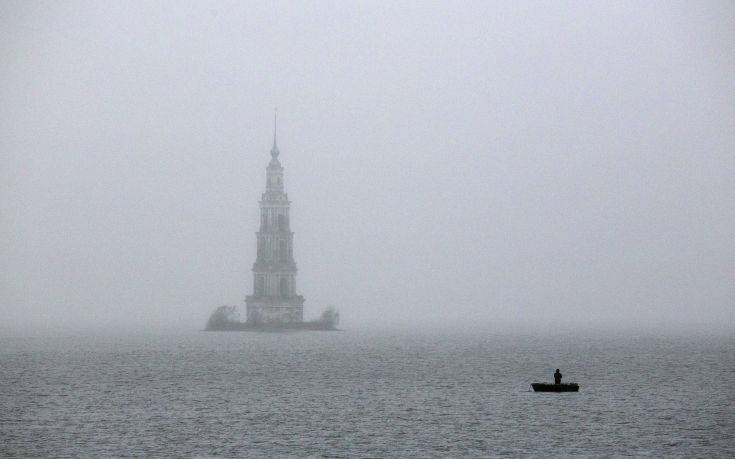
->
<box><xmin>245</xmin><ymin>295</ymin><xmax>304</xmax><ymax>325</ymax></box>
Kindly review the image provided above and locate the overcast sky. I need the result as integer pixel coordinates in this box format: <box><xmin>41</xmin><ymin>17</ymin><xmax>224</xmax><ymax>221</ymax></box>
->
<box><xmin>1</xmin><ymin>1</ymin><xmax>734</xmax><ymax>333</ymax></box>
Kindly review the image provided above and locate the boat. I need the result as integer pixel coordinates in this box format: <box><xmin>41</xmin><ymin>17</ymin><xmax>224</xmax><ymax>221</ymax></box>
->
<box><xmin>531</xmin><ymin>383</ymin><xmax>579</xmax><ymax>392</ymax></box>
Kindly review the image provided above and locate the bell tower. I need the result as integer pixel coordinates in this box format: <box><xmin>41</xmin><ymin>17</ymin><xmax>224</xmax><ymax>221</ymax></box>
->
<box><xmin>245</xmin><ymin>113</ymin><xmax>305</xmax><ymax>324</ymax></box>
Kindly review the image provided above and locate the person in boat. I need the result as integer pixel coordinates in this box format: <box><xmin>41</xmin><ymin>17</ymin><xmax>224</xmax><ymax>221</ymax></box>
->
<box><xmin>554</xmin><ymin>369</ymin><xmax>562</xmax><ymax>385</ymax></box>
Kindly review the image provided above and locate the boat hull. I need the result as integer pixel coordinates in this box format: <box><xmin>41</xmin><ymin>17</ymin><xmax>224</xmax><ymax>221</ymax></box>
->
<box><xmin>531</xmin><ymin>383</ymin><xmax>579</xmax><ymax>392</ymax></box>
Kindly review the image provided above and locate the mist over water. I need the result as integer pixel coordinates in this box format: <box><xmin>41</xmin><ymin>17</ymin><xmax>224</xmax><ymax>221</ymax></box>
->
<box><xmin>1</xmin><ymin>2</ymin><xmax>734</xmax><ymax>455</ymax></box>
<box><xmin>1</xmin><ymin>1</ymin><xmax>734</xmax><ymax>334</ymax></box>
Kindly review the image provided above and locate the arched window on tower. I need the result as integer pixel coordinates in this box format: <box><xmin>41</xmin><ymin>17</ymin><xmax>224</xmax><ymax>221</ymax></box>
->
<box><xmin>279</xmin><ymin>277</ymin><xmax>289</xmax><ymax>297</ymax></box>
<box><xmin>279</xmin><ymin>239</ymin><xmax>288</xmax><ymax>262</ymax></box>
<box><xmin>278</xmin><ymin>214</ymin><xmax>287</xmax><ymax>231</ymax></box>
<box><xmin>255</xmin><ymin>275</ymin><xmax>265</xmax><ymax>296</ymax></box>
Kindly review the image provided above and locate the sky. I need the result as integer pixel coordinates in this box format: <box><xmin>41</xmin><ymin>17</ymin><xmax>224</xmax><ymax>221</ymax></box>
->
<box><xmin>1</xmin><ymin>1</ymin><xmax>734</xmax><ymax>333</ymax></box>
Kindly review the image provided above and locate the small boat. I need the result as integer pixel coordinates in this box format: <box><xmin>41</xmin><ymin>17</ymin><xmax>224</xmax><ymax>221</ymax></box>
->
<box><xmin>531</xmin><ymin>383</ymin><xmax>579</xmax><ymax>392</ymax></box>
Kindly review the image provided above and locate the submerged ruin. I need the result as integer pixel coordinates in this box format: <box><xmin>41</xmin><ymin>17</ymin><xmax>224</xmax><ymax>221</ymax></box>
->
<box><xmin>205</xmin><ymin>116</ymin><xmax>338</xmax><ymax>332</ymax></box>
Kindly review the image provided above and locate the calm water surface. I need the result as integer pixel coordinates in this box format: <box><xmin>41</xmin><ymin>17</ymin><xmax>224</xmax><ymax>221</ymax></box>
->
<box><xmin>1</xmin><ymin>330</ymin><xmax>733</xmax><ymax>456</ymax></box>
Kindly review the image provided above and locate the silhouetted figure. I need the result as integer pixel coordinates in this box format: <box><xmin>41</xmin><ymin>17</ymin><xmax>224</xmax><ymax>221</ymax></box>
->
<box><xmin>554</xmin><ymin>369</ymin><xmax>562</xmax><ymax>384</ymax></box>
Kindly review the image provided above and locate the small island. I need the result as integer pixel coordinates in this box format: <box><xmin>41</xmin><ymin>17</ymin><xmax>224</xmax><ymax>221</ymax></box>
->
<box><xmin>205</xmin><ymin>305</ymin><xmax>339</xmax><ymax>332</ymax></box>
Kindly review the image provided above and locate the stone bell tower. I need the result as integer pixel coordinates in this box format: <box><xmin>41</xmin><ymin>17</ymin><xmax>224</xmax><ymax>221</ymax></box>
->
<box><xmin>245</xmin><ymin>114</ymin><xmax>305</xmax><ymax>324</ymax></box>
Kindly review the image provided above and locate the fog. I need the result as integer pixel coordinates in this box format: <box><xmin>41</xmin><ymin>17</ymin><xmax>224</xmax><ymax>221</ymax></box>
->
<box><xmin>1</xmin><ymin>1</ymin><xmax>733</xmax><ymax>334</ymax></box>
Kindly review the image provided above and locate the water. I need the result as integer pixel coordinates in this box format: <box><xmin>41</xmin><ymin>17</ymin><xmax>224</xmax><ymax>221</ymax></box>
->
<box><xmin>1</xmin><ymin>330</ymin><xmax>733</xmax><ymax>456</ymax></box>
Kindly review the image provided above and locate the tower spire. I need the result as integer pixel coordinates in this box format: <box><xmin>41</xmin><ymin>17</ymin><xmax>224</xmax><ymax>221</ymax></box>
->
<box><xmin>273</xmin><ymin>108</ymin><xmax>278</xmax><ymax>148</ymax></box>
<box><xmin>270</xmin><ymin>109</ymin><xmax>280</xmax><ymax>159</ymax></box>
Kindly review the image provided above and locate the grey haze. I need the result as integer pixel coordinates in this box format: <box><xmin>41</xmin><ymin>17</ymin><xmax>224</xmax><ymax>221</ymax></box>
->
<box><xmin>1</xmin><ymin>1</ymin><xmax>734</xmax><ymax>334</ymax></box>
